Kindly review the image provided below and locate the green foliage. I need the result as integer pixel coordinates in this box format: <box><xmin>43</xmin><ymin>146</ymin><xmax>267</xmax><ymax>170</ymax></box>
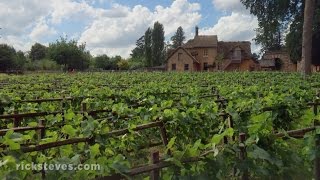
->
<box><xmin>0</xmin><ymin>44</ymin><xmax>16</xmax><ymax>71</ymax></box>
<box><xmin>14</xmin><ymin>51</ymin><xmax>26</xmax><ymax>69</ymax></box>
<box><xmin>144</xmin><ymin>28</ymin><xmax>153</xmax><ymax>67</ymax></box>
<box><xmin>130</xmin><ymin>35</ymin><xmax>145</xmax><ymax>59</ymax></box>
<box><xmin>241</xmin><ymin>0</ymin><xmax>320</xmax><ymax>63</ymax></box>
<box><xmin>171</xmin><ymin>26</ymin><xmax>186</xmax><ymax>49</ymax></box>
<box><xmin>30</xmin><ymin>43</ymin><xmax>47</xmax><ymax>61</ymax></box>
<box><xmin>0</xmin><ymin>72</ymin><xmax>319</xmax><ymax>179</ymax></box>
<box><xmin>47</xmin><ymin>37</ymin><xmax>90</xmax><ymax>70</ymax></box>
<box><xmin>24</xmin><ymin>58</ymin><xmax>60</xmax><ymax>71</ymax></box>
<box><xmin>127</xmin><ymin>57</ymin><xmax>146</xmax><ymax>70</ymax></box>
<box><xmin>117</xmin><ymin>59</ymin><xmax>129</xmax><ymax>70</ymax></box>
<box><xmin>152</xmin><ymin>21</ymin><xmax>165</xmax><ymax>66</ymax></box>
<box><xmin>94</xmin><ymin>54</ymin><xmax>110</xmax><ymax>69</ymax></box>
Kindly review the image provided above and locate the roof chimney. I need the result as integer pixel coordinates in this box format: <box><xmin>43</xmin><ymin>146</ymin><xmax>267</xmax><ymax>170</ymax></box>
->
<box><xmin>195</xmin><ymin>26</ymin><xmax>199</xmax><ymax>37</ymax></box>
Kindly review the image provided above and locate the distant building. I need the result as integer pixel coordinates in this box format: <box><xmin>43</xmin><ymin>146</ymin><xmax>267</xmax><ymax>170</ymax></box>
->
<box><xmin>166</xmin><ymin>26</ymin><xmax>258</xmax><ymax>72</ymax></box>
<box><xmin>259</xmin><ymin>50</ymin><xmax>297</xmax><ymax>71</ymax></box>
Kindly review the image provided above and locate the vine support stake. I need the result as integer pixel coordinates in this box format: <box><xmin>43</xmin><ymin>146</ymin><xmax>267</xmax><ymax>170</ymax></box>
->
<box><xmin>150</xmin><ymin>151</ymin><xmax>160</xmax><ymax>180</ymax></box>
<box><xmin>159</xmin><ymin>121</ymin><xmax>171</xmax><ymax>155</ymax></box>
<box><xmin>37</xmin><ymin>119</ymin><xmax>45</xmax><ymax>140</ymax></box>
<box><xmin>315</xmin><ymin>134</ymin><xmax>320</xmax><ymax>180</ymax></box>
<box><xmin>239</xmin><ymin>133</ymin><xmax>249</xmax><ymax>180</ymax></box>
<box><xmin>81</xmin><ymin>102</ymin><xmax>87</xmax><ymax>114</ymax></box>
<box><xmin>13</xmin><ymin>110</ymin><xmax>21</xmax><ymax>128</ymax></box>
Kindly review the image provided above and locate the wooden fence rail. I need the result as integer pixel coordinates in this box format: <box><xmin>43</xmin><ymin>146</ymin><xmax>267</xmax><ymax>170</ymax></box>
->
<box><xmin>1</xmin><ymin>87</ymin><xmax>320</xmax><ymax>179</ymax></box>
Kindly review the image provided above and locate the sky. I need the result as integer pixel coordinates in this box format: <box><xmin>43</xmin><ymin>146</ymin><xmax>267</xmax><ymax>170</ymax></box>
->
<box><xmin>0</xmin><ymin>0</ymin><xmax>259</xmax><ymax>58</ymax></box>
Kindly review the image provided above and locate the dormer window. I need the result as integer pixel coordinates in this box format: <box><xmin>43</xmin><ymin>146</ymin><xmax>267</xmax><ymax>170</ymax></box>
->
<box><xmin>233</xmin><ymin>47</ymin><xmax>241</xmax><ymax>60</ymax></box>
<box><xmin>203</xmin><ymin>49</ymin><xmax>208</xmax><ymax>57</ymax></box>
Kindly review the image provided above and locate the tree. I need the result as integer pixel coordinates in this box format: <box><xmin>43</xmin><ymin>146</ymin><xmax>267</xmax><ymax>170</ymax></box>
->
<box><xmin>30</xmin><ymin>43</ymin><xmax>47</xmax><ymax>61</ymax></box>
<box><xmin>14</xmin><ymin>51</ymin><xmax>26</xmax><ymax>69</ymax></box>
<box><xmin>145</xmin><ymin>28</ymin><xmax>153</xmax><ymax>67</ymax></box>
<box><xmin>117</xmin><ymin>59</ymin><xmax>129</xmax><ymax>70</ymax></box>
<box><xmin>128</xmin><ymin>57</ymin><xmax>146</xmax><ymax>70</ymax></box>
<box><xmin>47</xmin><ymin>37</ymin><xmax>90</xmax><ymax>70</ymax></box>
<box><xmin>240</xmin><ymin>0</ymin><xmax>300</xmax><ymax>52</ymax></box>
<box><xmin>152</xmin><ymin>21</ymin><xmax>164</xmax><ymax>66</ymax></box>
<box><xmin>171</xmin><ymin>26</ymin><xmax>186</xmax><ymax>49</ymax></box>
<box><xmin>241</xmin><ymin>0</ymin><xmax>320</xmax><ymax>74</ymax></box>
<box><xmin>301</xmin><ymin>0</ymin><xmax>316</xmax><ymax>76</ymax></box>
<box><xmin>94</xmin><ymin>54</ymin><xmax>110</xmax><ymax>69</ymax></box>
<box><xmin>0</xmin><ymin>44</ymin><xmax>16</xmax><ymax>71</ymax></box>
<box><xmin>152</xmin><ymin>21</ymin><xmax>165</xmax><ymax>66</ymax></box>
<box><xmin>131</xmin><ymin>35</ymin><xmax>145</xmax><ymax>58</ymax></box>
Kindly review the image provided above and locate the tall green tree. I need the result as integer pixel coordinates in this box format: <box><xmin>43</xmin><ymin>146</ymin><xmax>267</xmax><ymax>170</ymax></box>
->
<box><xmin>240</xmin><ymin>0</ymin><xmax>299</xmax><ymax>52</ymax></box>
<box><xmin>145</xmin><ymin>28</ymin><xmax>153</xmax><ymax>67</ymax></box>
<box><xmin>171</xmin><ymin>26</ymin><xmax>186</xmax><ymax>49</ymax></box>
<box><xmin>0</xmin><ymin>44</ymin><xmax>16</xmax><ymax>71</ymax></box>
<box><xmin>30</xmin><ymin>43</ymin><xmax>47</xmax><ymax>61</ymax></box>
<box><xmin>152</xmin><ymin>21</ymin><xmax>165</xmax><ymax>66</ymax></box>
<box><xmin>47</xmin><ymin>37</ymin><xmax>90</xmax><ymax>70</ymax></box>
<box><xmin>131</xmin><ymin>35</ymin><xmax>145</xmax><ymax>58</ymax></box>
<box><xmin>14</xmin><ymin>51</ymin><xmax>26</xmax><ymax>69</ymax></box>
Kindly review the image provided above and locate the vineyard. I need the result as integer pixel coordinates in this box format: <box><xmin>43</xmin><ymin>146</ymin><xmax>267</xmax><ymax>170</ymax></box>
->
<box><xmin>0</xmin><ymin>72</ymin><xmax>320</xmax><ymax>180</ymax></box>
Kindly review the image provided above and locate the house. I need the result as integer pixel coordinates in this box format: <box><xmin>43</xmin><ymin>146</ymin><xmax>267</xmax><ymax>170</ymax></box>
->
<box><xmin>166</xmin><ymin>26</ymin><xmax>258</xmax><ymax>72</ymax></box>
<box><xmin>259</xmin><ymin>50</ymin><xmax>297</xmax><ymax>72</ymax></box>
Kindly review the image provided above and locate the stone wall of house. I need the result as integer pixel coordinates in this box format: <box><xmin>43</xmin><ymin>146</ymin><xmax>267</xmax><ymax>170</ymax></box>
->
<box><xmin>189</xmin><ymin>47</ymin><xmax>217</xmax><ymax>71</ymax></box>
<box><xmin>262</xmin><ymin>51</ymin><xmax>297</xmax><ymax>72</ymax></box>
<box><xmin>239</xmin><ymin>59</ymin><xmax>260</xmax><ymax>71</ymax></box>
<box><xmin>167</xmin><ymin>48</ymin><xmax>195</xmax><ymax>72</ymax></box>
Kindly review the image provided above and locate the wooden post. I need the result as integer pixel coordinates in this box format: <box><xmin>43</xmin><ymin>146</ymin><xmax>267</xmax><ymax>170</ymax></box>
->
<box><xmin>228</xmin><ymin>115</ymin><xmax>235</xmax><ymax>141</ymax></box>
<box><xmin>61</xmin><ymin>99</ymin><xmax>66</xmax><ymax>123</ymax></box>
<box><xmin>159</xmin><ymin>121</ymin><xmax>171</xmax><ymax>155</ymax></box>
<box><xmin>239</xmin><ymin>133</ymin><xmax>249</xmax><ymax>180</ymax></box>
<box><xmin>223</xmin><ymin>113</ymin><xmax>229</xmax><ymax>144</ymax></box>
<box><xmin>314</xmin><ymin>99</ymin><xmax>320</xmax><ymax>180</ymax></box>
<box><xmin>315</xmin><ymin>134</ymin><xmax>320</xmax><ymax>180</ymax></box>
<box><xmin>13</xmin><ymin>110</ymin><xmax>21</xmax><ymax>128</ymax></box>
<box><xmin>81</xmin><ymin>102</ymin><xmax>87</xmax><ymax>114</ymax></box>
<box><xmin>37</xmin><ymin>120</ymin><xmax>45</xmax><ymax>140</ymax></box>
<box><xmin>150</xmin><ymin>151</ymin><xmax>160</xmax><ymax>180</ymax></box>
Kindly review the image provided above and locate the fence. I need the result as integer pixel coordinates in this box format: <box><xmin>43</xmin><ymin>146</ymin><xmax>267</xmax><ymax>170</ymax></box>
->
<box><xmin>1</xmin><ymin>87</ymin><xmax>320</xmax><ymax>179</ymax></box>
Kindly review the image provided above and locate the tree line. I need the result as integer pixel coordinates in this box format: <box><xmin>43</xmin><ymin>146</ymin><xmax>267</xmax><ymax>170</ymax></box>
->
<box><xmin>0</xmin><ymin>21</ymin><xmax>187</xmax><ymax>72</ymax></box>
<box><xmin>0</xmin><ymin>37</ymin><xmax>132</xmax><ymax>72</ymax></box>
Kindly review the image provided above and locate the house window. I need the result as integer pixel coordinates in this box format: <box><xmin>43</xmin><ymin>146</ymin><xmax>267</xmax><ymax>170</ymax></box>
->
<box><xmin>233</xmin><ymin>47</ymin><xmax>241</xmax><ymax>60</ymax></box>
<box><xmin>204</xmin><ymin>62</ymin><xmax>208</xmax><ymax>70</ymax></box>
<box><xmin>184</xmin><ymin>64</ymin><xmax>189</xmax><ymax>71</ymax></box>
<box><xmin>172</xmin><ymin>64</ymin><xmax>176</xmax><ymax>70</ymax></box>
<box><xmin>178</xmin><ymin>53</ymin><xmax>182</xmax><ymax>60</ymax></box>
<box><xmin>203</xmin><ymin>49</ymin><xmax>208</xmax><ymax>57</ymax></box>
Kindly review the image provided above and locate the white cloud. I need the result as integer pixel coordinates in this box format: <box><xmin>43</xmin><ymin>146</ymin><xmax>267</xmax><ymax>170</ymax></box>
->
<box><xmin>29</xmin><ymin>19</ymin><xmax>57</xmax><ymax>42</ymax></box>
<box><xmin>208</xmin><ymin>0</ymin><xmax>260</xmax><ymax>53</ymax></box>
<box><xmin>79</xmin><ymin>0</ymin><xmax>202</xmax><ymax>57</ymax></box>
<box><xmin>212</xmin><ymin>0</ymin><xmax>248</xmax><ymax>13</ymax></box>
<box><xmin>0</xmin><ymin>35</ymin><xmax>33</xmax><ymax>52</ymax></box>
<box><xmin>0</xmin><ymin>0</ymin><xmax>51</xmax><ymax>36</ymax></box>
<box><xmin>201</xmin><ymin>12</ymin><xmax>258</xmax><ymax>41</ymax></box>
<box><xmin>50</xmin><ymin>0</ymin><xmax>108</xmax><ymax>24</ymax></box>
<box><xmin>1</xmin><ymin>0</ymin><xmax>261</xmax><ymax>57</ymax></box>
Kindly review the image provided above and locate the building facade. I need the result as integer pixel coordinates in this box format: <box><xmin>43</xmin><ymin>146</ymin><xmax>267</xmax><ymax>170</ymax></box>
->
<box><xmin>166</xmin><ymin>27</ymin><xmax>258</xmax><ymax>72</ymax></box>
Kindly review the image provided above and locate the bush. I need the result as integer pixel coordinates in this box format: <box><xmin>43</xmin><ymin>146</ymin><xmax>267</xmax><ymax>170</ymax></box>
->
<box><xmin>24</xmin><ymin>59</ymin><xmax>61</xmax><ymax>71</ymax></box>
